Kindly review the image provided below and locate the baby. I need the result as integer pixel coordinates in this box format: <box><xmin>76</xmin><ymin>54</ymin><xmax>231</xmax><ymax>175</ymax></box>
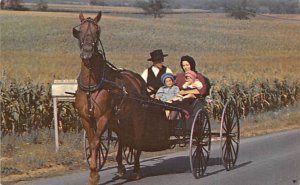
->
<box><xmin>175</xmin><ymin>70</ymin><xmax>203</xmax><ymax>100</ymax></box>
<box><xmin>155</xmin><ymin>73</ymin><xmax>180</xmax><ymax>102</ymax></box>
<box><xmin>183</xmin><ymin>70</ymin><xmax>203</xmax><ymax>90</ymax></box>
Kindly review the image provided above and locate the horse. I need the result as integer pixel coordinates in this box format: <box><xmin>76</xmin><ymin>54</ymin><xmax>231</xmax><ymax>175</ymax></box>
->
<box><xmin>73</xmin><ymin>12</ymin><xmax>171</xmax><ymax>185</ymax></box>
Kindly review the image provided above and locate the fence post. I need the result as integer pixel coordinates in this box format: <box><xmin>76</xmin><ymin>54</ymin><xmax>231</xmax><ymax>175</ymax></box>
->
<box><xmin>51</xmin><ymin>79</ymin><xmax>77</xmax><ymax>153</ymax></box>
<box><xmin>53</xmin><ymin>97</ymin><xmax>59</xmax><ymax>152</ymax></box>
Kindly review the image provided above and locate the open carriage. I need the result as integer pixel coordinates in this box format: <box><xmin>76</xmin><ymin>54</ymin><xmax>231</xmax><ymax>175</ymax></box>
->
<box><xmin>72</xmin><ymin>11</ymin><xmax>240</xmax><ymax>183</ymax></box>
<box><xmin>83</xmin><ymin>94</ymin><xmax>240</xmax><ymax>178</ymax></box>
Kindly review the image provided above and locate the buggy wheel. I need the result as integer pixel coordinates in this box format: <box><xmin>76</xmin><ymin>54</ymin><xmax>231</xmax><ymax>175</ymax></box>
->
<box><xmin>189</xmin><ymin>109</ymin><xmax>211</xmax><ymax>179</ymax></box>
<box><xmin>84</xmin><ymin>129</ymin><xmax>111</xmax><ymax>171</ymax></box>
<box><xmin>220</xmin><ymin>99</ymin><xmax>240</xmax><ymax>171</ymax></box>
<box><xmin>123</xmin><ymin>146</ymin><xmax>136</xmax><ymax>165</ymax></box>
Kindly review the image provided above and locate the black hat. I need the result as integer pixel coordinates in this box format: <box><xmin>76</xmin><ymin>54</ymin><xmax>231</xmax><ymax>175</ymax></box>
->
<box><xmin>147</xmin><ymin>49</ymin><xmax>168</xmax><ymax>61</ymax></box>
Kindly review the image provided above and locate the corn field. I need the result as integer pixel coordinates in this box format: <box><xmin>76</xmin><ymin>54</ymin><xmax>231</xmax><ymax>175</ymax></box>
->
<box><xmin>0</xmin><ymin>79</ymin><xmax>299</xmax><ymax>136</ymax></box>
<box><xmin>206</xmin><ymin>79</ymin><xmax>299</xmax><ymax>120</ymax></box>
<box><xmin>0</xmin><ymin>80</ymin><xmax>82</xmax><ymax>136</ymax></box>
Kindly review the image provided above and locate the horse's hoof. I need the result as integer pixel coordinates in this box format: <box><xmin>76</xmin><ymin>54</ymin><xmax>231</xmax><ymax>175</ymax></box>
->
<box><xmin>87</xmin><ymin>174</ymin><xmax>99</xmax><ymax>185</ymax></box>
<box><xmin>130</xmin><ymin>172</ymin><xmax>141</xmax><ymax>180</ymax></box>
<box><xmin>87</xmin><ymin>179</ymin><xmax>99</xmax><ymax>185</ymax></box>
<box><xmin>117</xmin><ymin>171</ymin><xmax>125</xmax><ymax>177</ymax></box>
<box><xmin>117</xmin><ymin>166</ymin><xmax>126</xmax><ymax>177</ymax></box>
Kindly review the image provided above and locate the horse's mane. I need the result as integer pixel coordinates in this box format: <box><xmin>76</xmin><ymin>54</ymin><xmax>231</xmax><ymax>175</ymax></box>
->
<box><xmin>98</xmin><ymin>52</ymin><xmax>148</xmax><ymax>98</ymax></box>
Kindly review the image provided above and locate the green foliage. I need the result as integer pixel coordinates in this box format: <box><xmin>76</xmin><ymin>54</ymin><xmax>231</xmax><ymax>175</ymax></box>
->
<box><xmin>1</xmin><ymin>166</ymin><xmax>22</xmax><ymax>176</ymax></box>
<box><xmin>0</xmin><ymin>79</ymin><xmax>82</xmax><ymax>136</ymax></box>
<box><xmin>0</xmin><ymin>0</ymin><xmax>28</xmax><ymax>10</ymax></box>
<box><xmin>1</xmin><ymin>78</ymin><xmax>298</xmax><ymax>135</ymax></box>
<box><xmin>136</xmin><ymin>0</ymin><xmax>169</xmax><ymax>18</ymax></box>
<box><xmin>89</xmin><ymin>0</ymin><xmax>106</xmax><ymax>6</ymax></box>
<box><xmin>206</xmin><ymin>79</ymin><xmax>299</xmax><ymax>120</ymax></box>
<box><xmin>225</xmin><ymin>0</ymin><xmax>256</xmax><ymax>20</ymax></box>
<box><xmin>36</xmin><ymin>0</ymin><xmax>48</xmax><ymax>11</ymax></box>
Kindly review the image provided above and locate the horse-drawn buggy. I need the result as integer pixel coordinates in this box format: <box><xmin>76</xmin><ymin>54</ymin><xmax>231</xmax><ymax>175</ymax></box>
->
<box><xmin>83</xmin><ymin>95</ymin><xmax>240</xmax><ymax>179</ymax></box>
<box><xmin>72</xmin><ymin>11</ymin><xmax>240</xmax><ymax>185</ymax></box>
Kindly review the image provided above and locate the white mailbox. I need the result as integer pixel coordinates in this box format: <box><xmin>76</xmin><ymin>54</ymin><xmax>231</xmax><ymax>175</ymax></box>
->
<box><xmin>52</xmin><ymin>79</ymin><xmax>77</xmax><ymax>100</ymax></box>
<box><xmin>51</xmin><ymin>79</ymin><xmax>78</xmax><ymax>152</ymax></box>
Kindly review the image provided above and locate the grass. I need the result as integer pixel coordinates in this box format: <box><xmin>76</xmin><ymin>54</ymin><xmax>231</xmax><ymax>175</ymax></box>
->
<box><xmin>241</xmin><ymin>103</ymin><xmax>300</xmax><ymax>137</ymax></box>
<box><xmin>1</xmin><ymin>10</ymin><xmax>299</xmax><ymax>83</ymax></box>
<box><xmin>1</xmin><ymin>130</ymin><xmax>86</xmax><ymax>179</ymax></box>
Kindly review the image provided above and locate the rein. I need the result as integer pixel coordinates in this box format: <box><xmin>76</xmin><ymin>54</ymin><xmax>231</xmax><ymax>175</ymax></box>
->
<box><xmin>76</xmin><ymin>17</ymin><xmax>163</xmax><ymax>122</ymax></box>
<box><xmin>75</xmin><ymin>17</ymin><xmax>120</xmax><ymax>92</ymax></box>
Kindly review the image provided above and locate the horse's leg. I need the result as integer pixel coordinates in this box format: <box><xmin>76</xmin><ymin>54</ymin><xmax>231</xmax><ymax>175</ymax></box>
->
<box><xmin>116</xmin><ymin>141</ymin><xmax>126</xmax><ymax>177</ymax></box>
<box><xmin>80</xmin><ymin>118</ymin><xmax>99</xmax><ymax>185</ymax></box>
<box><xmin>87</xmin><ymin>115</ymin><xmax>109</xmax><ymax>185</ymax></box>
<box><xmin>131</xmin><ymin>149</ymin><xmax>142</xmax><ymax>180</ymax></box>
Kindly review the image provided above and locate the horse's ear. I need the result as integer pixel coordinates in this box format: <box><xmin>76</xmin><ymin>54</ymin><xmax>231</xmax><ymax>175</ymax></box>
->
<box><xmin>94</xmin><ymin>11</ymin><xmax>102</xmax><ymax>23</ymax></box>
<box><xmin>73</xmin><ymin>27</ymin><xmax>79</xmax><ymax>39</ymax></box>
<box><xmin>79</xmin><ymin>12</ymin><xmax>85</xmax><ymax>22</ymax></box>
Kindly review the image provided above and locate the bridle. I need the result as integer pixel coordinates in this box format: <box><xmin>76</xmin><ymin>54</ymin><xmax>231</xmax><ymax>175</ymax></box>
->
<box><xmin>73</xmin><ymin>17</ymin><xmax>122</xmax><ymax>92</ymax></box>
<box><xmin>73</xmin><ymin>17</ymin><xmax>100</xmax><ymax>55</ymax></box>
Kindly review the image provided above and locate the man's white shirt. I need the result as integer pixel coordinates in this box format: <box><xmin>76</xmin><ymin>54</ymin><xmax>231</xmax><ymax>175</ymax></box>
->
<box><xmin>141</xmin><ymin>66</ymin><xmax>173</xmax><ymax>83</ymax></box>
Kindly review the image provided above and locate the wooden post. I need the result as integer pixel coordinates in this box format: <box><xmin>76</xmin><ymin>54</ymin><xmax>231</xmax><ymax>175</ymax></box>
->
<box><xmin>53</xmin><ymin>97</ymin><xmax>59</xmax><ymax>152</ymax></box>
<box><xmin>51</xmin><ymin>79</ymin><xmax>77</xmax><ymax>153</ymax></box>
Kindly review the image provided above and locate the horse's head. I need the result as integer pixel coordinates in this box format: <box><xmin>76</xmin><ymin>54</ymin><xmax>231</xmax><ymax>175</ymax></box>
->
<box><xmin>73</xmin><ymin>12</ymin><xmax>102</xmax><ymax>60</ymax></box>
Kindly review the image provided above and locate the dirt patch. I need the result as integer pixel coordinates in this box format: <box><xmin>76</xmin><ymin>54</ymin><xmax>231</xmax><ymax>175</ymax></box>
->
<box><xmin>2</xmin><ymin>165</ymin><xmax>69</xmax><ymax>185</ymax></box>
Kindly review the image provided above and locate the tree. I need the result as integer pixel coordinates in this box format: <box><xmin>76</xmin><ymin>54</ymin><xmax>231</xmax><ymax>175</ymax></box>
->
<box><xmin>1</xmin><ymin>0</ymin><xmax>27</xmax><ymax>10</ymax></box>
<box><xmin>136</xmin><ymin>0</ymin><xmax>169</xmax><ymax>18</ymax></box>
<box><xmin>89</xmin><ymin>0</ymin><xmax>106</xmax><ymax>6</ymax></box>
<box><xmin>224</xmin><ymin>0</ymin><xmax>256</xmax><ymax>20</ymax></box>
<box><xmin>36</xmin><ymin>0</ymin><xmax>48</xmax><ymax>11</ymax></box>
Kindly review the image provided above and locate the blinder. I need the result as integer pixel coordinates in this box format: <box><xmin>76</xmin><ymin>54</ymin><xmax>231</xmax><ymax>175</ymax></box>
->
<box><xmin>72</xmin><ymin>17</ymin><xmax>101</xmax><ymax>49</ymax></box>
<box><xmin>73</xmin><ymin>27</ymin><xmax>80</xmax><ymax>39</ymax></box>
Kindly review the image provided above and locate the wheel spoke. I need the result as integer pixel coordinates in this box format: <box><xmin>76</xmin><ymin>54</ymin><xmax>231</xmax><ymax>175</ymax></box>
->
<box><xmin>100</xmin><ymin>141</ymin><xmax>108</xmax><ymax>152</ymax></box>
<box><xmin>230</xmin><ymin>141</ymin><xmax>237</xmax><ymax>160</ymax></box>
<box><xmin>99</xmin><ymin>146</ymin><xmax>105</xmax><ymax>159</ymax></box>
<box><xmin>202</xmin><ymin>145</ymin><xmax>209</xmax><ymax>155</ymax></box>
<box><xmin>199</xmin><ymin>150</ymin><xmax>204</xmax><ymax>173</ymax></box>
<box><xmin>97</xmin><ymin>149</ymin><xmax>101</xmax><ymax>167</ymax></box>
<box><xmin>228</xmin><ymin>142</ymin><xmax>234</xmax><ymax>166</ymax></box>
<box><xmin>230</xmin><ymin>113</ymin><xmax>237</xmax><ymax>131</ymax></box>
<box><xmin>222</xmin><ymin>122</ymin><xmax>227</xmax><ymax>132</ymax></box>
<box><xmin>231</xmin><ymin>136</ymin><xmax>239</xmax><ymax>145</ymax></box>
<box><xmin>231</xmin><ymin>139</ymin><xmax>239</xmax><ymax>160</ymax></box>
<box><xmin>190</xmin><ymin>109</ymin><xmax>211</xmax><ymax>179</ymax></box>
<box><xmin>83</xmin><ymin>130</ymin><xmax>110</xmax><ymax>171</ymax></box>
<box><xmin>87</xmin><ymin>152</ymin><xmax>91</xmax><ymax>160</ymax></box>
<box><xmin>220</xmin><ymin>100</ymin><xmax>240</xmax><ymax>170</ymax></box>
<box><xmin>222</xmin><ymin>138</ymin><xmax>227</xmax><ymax>150</ymax></box>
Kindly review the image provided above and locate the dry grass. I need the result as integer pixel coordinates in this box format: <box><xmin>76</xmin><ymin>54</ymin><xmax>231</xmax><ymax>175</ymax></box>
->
<box><xmin>1</xmin><ymin>11</ymin><xmax>299</xmax><ymax>83</ymax></box>
<box><xmin>241</xmin><ymin>103</ymin><xmax>300</xmax><ymax>137</ymax></box>
<box><xmin>1</xmin><ymin>130</ymin><xmax>86</xmax><ymax>183</ymax></box>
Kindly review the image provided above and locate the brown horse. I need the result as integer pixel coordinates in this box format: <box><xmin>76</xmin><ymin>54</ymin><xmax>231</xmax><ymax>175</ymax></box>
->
<box><xmin>73</xmin><ymin>12</ymin><xmax>171</xmax><ymax>185</ymax></box>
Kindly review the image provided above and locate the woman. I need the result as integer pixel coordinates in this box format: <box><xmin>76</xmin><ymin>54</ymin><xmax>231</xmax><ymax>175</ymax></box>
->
<box><xmin>170</xmin><ymin>55</ymin><xmax>209</xmax><ymax>120</ymax></box>
<box><xmin>175</xmin><ymin>55</ymin><xmax>208</xmax><ymax>97</ymax></box>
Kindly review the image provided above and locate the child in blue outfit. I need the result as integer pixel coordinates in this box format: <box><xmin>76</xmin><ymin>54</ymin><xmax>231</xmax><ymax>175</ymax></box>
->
<box><xmin>155</xmin><ymin>73</ymin><xmax>180</xmax><ymax>103</ymax></box>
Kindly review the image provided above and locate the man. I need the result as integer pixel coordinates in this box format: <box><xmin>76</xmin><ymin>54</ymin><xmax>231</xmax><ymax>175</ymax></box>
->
<box><xmin>141</xmin><ymin>49</ymin><xmax>173</xmax><ymax>97</ymax></box>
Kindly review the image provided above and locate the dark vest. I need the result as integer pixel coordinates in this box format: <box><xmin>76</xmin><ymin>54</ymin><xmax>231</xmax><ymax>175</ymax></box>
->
<box><xmin>147</xmin><ymin>66</ymin><xmax>167</xmax><ymax>93</ymax></box>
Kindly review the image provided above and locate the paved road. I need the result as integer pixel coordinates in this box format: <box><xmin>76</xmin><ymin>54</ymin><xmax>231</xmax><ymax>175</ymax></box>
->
<box><xmin>19</xmin><ymin>129</ymin><xmax>300</xmax><ymax>185</ymax></box>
